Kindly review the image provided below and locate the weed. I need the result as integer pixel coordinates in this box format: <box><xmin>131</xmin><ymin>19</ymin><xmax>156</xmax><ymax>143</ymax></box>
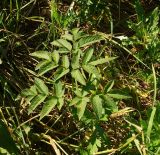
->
<box><xmin>0</xmin><ymin>0</ymin><xmax>160</xmax><ymax>154</ymax></box>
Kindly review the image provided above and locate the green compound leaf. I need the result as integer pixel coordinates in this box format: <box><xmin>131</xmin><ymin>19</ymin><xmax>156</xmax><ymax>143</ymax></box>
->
<box><xmin>78</xmin><ymin>35</ymin><xmax>103</xmax><ymax>47</ymax></box>
<box><xmin>34</xmin><ymin>78</ymin><xmax>48</xmax><ymax>95</ymax></box>
<box><xmin>62</xmin><ymin>33</ymin><xmax>73</xmax><ymax>41</ymax></box>
<box><xmin>71</xmin><ymin>69</ymin><xmax>86</xmax><ymax>85</ymax></box>
<box><xmin>71</xmin><ymin>52</ymin><xmax>80</xmax><ymax>69</ymax></box>
<box><xmin>92</xmin><ymin>95</ymin><xmax>103</xmax><ymax>119</ymax></box>
<box><xmin>54</xmin><ymin>68</ymin><xmax>69</xmax><ymax>81</ymax></box>
<box><xmin>76</xmin><ymin>97</ymin><xmax>89</xmax><ymax>120</ymax></box>
<box><xmin>62</xmin><ymin>55</ymin><xmax>70</xmax><ymax>69</ymax></box>
<box><xmin>83</xmin><ymin>65</ymin><xmax>100</xmax><ymax>79</ymax></box>
<box><xmin>87</xmin><ymin>136</ymin><xmax>101</xmax><ymax>155</ymax></box>
<box><xmin>82</xmin><ymin>48</ymin><xmax>94</xmax><ymax>65</ymax></box>
<box><xmin>54</xmin><ymin>48</ymin><xmax>70</xmax><ymax>54</ymax></box>
<box><xmin>55</xmin><ymin>81</ymin><xmax>64</xmax><ymax>98</ymax></box>
<box><xmin>21</xmin><ymin>86</ymin><xmax>37</xmax><ymax>97</ymax></box>
<box><xmin>51</xmin><ymin>39</ymin><xmax>72</xmax><ymax>51</ymax></box>
<box><xmin>28</xmin><ymin>94</ymin><xmax>47</xmax><ymax>114</ymax></box>
<box><xmin>31</xmin><ymin>51</ymin><xmax>51</xmax><ymax>60</ymax></box>
<box><xmin>52</xmin><ymin>51</ymin><xmax>60</xmax><ymax>64</ymax></box>
<box><xmin>75</xmin><ymin>87</ymin><xmax>83</xmax><ymax>97</ymax></box>
<box><xmin>35</xmin><ymin>60</ymin><xmax>50</xmax><ymax>71</ymax></box>
<box><xmin>70</xmin><ymin>96</ymin><xmax>81</xmax><ymax>106</ymax></box>
<box><xmin>71</xmin><ymin>28</ymin><xmax>86</xmax><ymax>41</ymax></box>
<box><xmin>38</xmin><ymin>61</ymin><xmax>57</xmax><ymax>76</ymax></box>
<box><xmin>102</xmin><ymin>95</ymin><xmax>118</xmax><ymax>112</ymax></box>
<box><xmin>40</xmin><ymin>96</ymin><xmax>57</xmax><ymax>120</ymax></box>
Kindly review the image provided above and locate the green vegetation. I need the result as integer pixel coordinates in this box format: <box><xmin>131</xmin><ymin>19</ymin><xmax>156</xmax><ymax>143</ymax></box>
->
<box><xmin>0</xmin><ymin>0</ymin><xmax>159</xmax><ymax>154</ymax></box>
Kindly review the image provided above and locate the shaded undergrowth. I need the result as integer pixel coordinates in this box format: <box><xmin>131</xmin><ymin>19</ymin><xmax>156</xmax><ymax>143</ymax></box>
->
<box><xmin>0</xmin><ymin>0</ymin><xmax>159</xmax><ymax>154</ymax></box>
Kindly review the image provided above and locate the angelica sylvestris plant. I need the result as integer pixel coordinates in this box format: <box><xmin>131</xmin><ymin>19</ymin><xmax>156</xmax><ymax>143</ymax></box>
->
<box><xmin>21</xmin><ymin>28</ymin><xmax>131</xmax><ymax>153</ymax></box>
